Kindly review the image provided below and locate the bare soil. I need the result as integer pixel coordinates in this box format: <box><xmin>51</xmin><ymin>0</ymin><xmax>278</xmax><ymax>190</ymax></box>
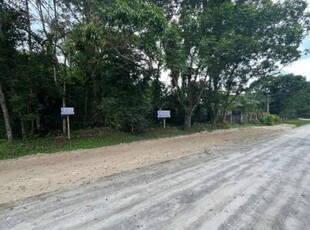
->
<box><xmin>0</xmin><ymin>124</ymin><xmax>293</xmax><ymax>205</ymax></box>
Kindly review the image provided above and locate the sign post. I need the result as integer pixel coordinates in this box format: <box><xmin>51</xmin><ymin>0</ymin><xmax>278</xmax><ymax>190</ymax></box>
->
<box><xmin>157</xmin><ymin>110</ymin><xmax>171</xmax><ymax>129</ymax></box>
<box><xmin>67</xmin><ymin>115</ymin><xmax>71</xmax><ymax>139</ymax></box>
<box><xmin>61</xmin><ymin>107</ymin><xmax>75</xmax><ymax>139</ymax></box>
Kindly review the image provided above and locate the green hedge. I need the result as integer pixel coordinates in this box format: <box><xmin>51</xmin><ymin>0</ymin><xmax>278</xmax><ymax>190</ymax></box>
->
<box><xmin>260</xmin><ymin>114</ymin><xmax>282</xmax><ymax>126</ymax></box>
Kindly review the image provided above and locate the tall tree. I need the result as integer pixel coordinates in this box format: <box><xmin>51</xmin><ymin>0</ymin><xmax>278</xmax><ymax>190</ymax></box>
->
<box><xmin>0</xmin><ymin>2</ymin><xmax>26</xmax><ymax>141</ymax></box>
<box><xmin>258</xmin><ymin>74</ymin><xmax>310</xmax><ymax>118</ymax></box>
<box><xmin>64</xmin><ymin>0</ymin><xmax>167</xmax><ymax>125</ymax></box>
<box><xmin>163</xmin><ymin>0</ymin><xmax>310</xmax><ymax>127</ymax></box>
<box><xmin>0</xmin><ymin>84</ymin><xmax>12</xmax><ymax>141</ymax></box>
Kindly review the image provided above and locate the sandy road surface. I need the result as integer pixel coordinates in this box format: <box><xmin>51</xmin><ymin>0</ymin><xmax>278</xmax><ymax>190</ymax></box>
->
<box><xmin>1</xmin><ymin>124</ymin><xmax>310</xmax><ymax>230</ymax></box>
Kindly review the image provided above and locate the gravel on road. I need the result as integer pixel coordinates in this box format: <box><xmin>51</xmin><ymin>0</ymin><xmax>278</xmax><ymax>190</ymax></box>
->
<box><xmin>1</xmin><ymin>124</ymin><xmax>310</xmax><ymax>229</ymax></box>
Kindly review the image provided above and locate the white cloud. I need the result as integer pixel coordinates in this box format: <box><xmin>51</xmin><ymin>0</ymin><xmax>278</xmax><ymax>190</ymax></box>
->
<box><xmin>282</xmin><ymin>0</ymin><xmax>310</xmax><ymax>81</ymax></box>
<box><xmin>283</xmin><ymin>58</ymin><xmax>310</xmax><ymax>81</ymax></box>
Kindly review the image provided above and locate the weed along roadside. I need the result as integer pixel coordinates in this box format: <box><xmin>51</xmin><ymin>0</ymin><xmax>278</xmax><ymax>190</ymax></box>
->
<box><xmin>0</xmin><ymin>121</ymin><xmax>307</xmax><ymax>160</ymax></box>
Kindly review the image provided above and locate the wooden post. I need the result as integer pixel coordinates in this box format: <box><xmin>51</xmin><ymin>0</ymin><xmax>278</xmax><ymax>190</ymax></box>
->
<box><xmin>66</xmin><ymin>115</ymin><xmax>71</xmax><ymax>139</ymax></box>
<box><xmin>163</xmin><ymin>118</ymin><xmax>166</xmax><ymax>129</ymax></box>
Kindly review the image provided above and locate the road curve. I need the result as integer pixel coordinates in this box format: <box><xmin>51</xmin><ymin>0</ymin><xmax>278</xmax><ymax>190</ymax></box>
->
<box><xmin>1</xmin><ymin>125</ymin><xmax>310</xmax><ymax>230</ymax></box>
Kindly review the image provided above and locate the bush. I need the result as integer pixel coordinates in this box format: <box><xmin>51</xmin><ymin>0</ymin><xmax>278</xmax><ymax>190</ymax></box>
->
<box><xmin>260</xmin><ymin>114</ymin><xmax>282</xmax><ymax>126</ymax></box>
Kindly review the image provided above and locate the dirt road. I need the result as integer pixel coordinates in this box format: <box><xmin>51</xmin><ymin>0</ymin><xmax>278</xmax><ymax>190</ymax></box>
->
<box><xmin>1</xmin><ymin>124</ymin><xmax>310</xmax><ymax>229</ymax></box>
<box><xmin>0</xmin><ymin>125</ymin><xmax>291</xmax><ymax>204</ymax></box>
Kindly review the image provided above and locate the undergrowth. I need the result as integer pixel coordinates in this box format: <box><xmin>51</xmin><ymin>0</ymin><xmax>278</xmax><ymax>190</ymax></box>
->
<box><xmin>2</xmin><ymin>119</ymin><xmax>309</xmax><ymax>160</ymax></box>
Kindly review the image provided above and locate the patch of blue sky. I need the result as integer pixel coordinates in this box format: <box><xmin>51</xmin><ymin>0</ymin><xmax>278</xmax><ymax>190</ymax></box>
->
<box><xmin>300</xmin><ymin>36</ymin><xmax>310</xmax><ymax>59</ymax></box>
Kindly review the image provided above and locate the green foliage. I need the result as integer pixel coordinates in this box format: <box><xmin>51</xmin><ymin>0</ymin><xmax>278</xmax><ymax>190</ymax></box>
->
<box><xmin>260</xmin><ymin>114</ymin><xmax>282</xmax><ymax>126</ymax></box>
<box><xmin>162</xmin><ymin>0</ymin><xmax>310</xmax><ymax>127</ymax></box>
<box><xmin>254</xmin><ymin>74</ymin><xmax>310</xmax><ymax>119</ymax></box>
<box><xmin>0</xmin><ymin>2</ymin><xmax>25</xmax><ymax>83</ymax></box>
<box><xmin>282</xmin><ymin>119</ymin><xmax>310</xmax><ymax>127</ymax></box>
<box><xmin>63</xmin><ymin>0</ymin><xmax>168</xmax><ymax>127</ymax></box>
<box><xmin>0</xmin><ymin>128</ymin><xmax>137</xmax><ymax>159</ymax></box>
<box><xmin>0</xmin><ymin>126</ymin><xmax>206</xmax><ymax>160</ymax></box>
<box><xmin>1</xmin><ymin>0</ymin><xmax>310</xmax><ymax>142</ymax></box>
<box><xmin>97</xmin><ymin>84</ymin><xmax>152</xmax><ymax>132</ymax></box>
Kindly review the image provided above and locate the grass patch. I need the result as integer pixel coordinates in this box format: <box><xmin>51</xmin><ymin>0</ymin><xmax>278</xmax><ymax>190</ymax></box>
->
<box><xmin>0</xmin><ymin>126</ymin><xmax>205</xmax><ymax>160</ymax></box>
<box><xmin>2</xmin><ymin>120</ymin><xmax>298</xmax><ymax>161</ymax></box>
<box><xmin>282</xmin><ymin>119</ymin><xmax>310</xmax><ymax>127</ymax></box>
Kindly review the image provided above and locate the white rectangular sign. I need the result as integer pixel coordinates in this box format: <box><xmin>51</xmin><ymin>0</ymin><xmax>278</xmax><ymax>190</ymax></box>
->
<box><xmin>157</xmin><ymin>110</ymin><xmax>171</xmax><ymax>118</ymax></box>
<box><xmin>61</xmin><ymin>107</ymin><xmax>75</xmax><ymax>116</ymax></box>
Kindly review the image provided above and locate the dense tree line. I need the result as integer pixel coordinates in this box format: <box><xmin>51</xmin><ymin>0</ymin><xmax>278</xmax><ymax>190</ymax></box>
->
<box><xmin>250</xmin><ymin>74</ymin><xmax>310</xmax><ymax>118</ymax></box>
<box><xmin>0</xmin><ymin>0</ymin><xmax>309</xmax><ymax>140</ymax></box>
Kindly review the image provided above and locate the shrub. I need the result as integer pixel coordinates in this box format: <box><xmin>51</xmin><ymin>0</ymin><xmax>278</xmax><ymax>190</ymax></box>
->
<box><xmin>260</xmin><ymin>114</ymin><xmax>282</xmax><ymax>126</ymax></box>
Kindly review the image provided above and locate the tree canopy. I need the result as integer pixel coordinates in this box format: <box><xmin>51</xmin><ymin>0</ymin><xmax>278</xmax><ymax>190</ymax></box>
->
<box><xmin>255</xmin><ymin>74</ymin><xmax>310</xmax><ymax>118</ymax></box>
<box><xmin>0</xmin><ymin>0</ymin><xmax>309</xmax><ymax>140</ymax></box>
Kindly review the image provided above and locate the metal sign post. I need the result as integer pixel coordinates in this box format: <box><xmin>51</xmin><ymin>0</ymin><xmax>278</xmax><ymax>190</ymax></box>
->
<box><xmin>157</xmin><ymin>110</ymin><xmax>171</xmax><ymax>129</ymax></box>
<box><xmin>61</xmin><ymin>107</ymin><xmax>75</xmax><ymax>139</ymax></box>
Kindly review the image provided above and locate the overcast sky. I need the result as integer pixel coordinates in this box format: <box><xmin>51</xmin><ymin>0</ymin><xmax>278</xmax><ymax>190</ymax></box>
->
<box><xmin>282</xmin><ymin>0</ymin><xmax>310</xmax><ymax>81</ymax></box>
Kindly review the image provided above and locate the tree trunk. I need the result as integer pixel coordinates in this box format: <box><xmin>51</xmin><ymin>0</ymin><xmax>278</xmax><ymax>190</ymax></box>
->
<box><xmin>53</xmin><ymin>66</ymin><xmax>57</xmax><ymax>85</ymax></box>
<box><xmin>84</xmin><ymin>89</ymin><xmax>88</xmax><ymax>126</ymax></box>
<box><xmin>30</xmin><ymin>119</ymin><xmax>35</xmax><ymax>135</ymax></box>
<box><xmin>91</xmin><ymin>70</ymin><xmax>97</xmax><ymax>118</ymax></box>
<box><xmin>131</xmin><ymin>124</ymin><xmax>134</xmax><ymax>134</ymax></box>
<box><xmin>0</xmin><ymin>84</ymin><xmax>13</xmax><ymax>141</ymax></box>
<box><xmin>62</xmin><ymin>64</ymin><xmax>67</xmax><ymax>134</ymax></box>
<box><xmin>25</xmin><ymin>0</ymin><xmax>32</xmax><ymax>52</ymax></box>
<box><xmin>62</xmin><ymin>97</ymin><xmax>66</xmax><ymax>135</ymax></box>
<box><xmin>18</xmin><ymin>110</ymin><xmax>27</xmax><ymax>139</ymax></box>
<box><xmin>221</xmin><ymin>107</ymin><xmax>228</xmax><ymax>123</ymax></box>
<box><xmin>26</xmin><ymin>0</ymin><xmax>35</xmax><ymax>136</ymax></box>
<box><xmin>19</xmin><ymin>114</ymin><xmax>26</xmax><ymax>140</ymax></box>
<box><xmin>212</xmin><ymin>108</ymin><xmax>219</xmax><ymax>128</ymax></box>
<box><xmin>184</xmin><ymin>110</ymin><xmax>192</xmax><ymax>129</ymax></box>
<box><xmin>36</xmin><ymin>116</ymin><xmax>41</xmax><ymax>130</ymax></box>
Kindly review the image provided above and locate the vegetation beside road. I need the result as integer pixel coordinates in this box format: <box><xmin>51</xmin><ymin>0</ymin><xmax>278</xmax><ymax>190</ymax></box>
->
<box><xmin>1</xmin><ymin>120</ymin><xmax>307</xmax><ymax>160</ymax></box>
<box><xmin>1</xmin><ymin>0</ymin><xmax>309</xmax><ymax>160</ymax></box>
<box><xmin>282</xmin><ymin>119</ymin><xmax>310</xmax><ymax>127</ymax></box>
<box><xmin>0</xmin><ymin>126</ymin><xmax>207</xmax><ymax>160</ymax></box>
<box><xmin>1</xmin><ymin>1</ymin><xmax>310</xmax><ymax>142</ymax></box>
